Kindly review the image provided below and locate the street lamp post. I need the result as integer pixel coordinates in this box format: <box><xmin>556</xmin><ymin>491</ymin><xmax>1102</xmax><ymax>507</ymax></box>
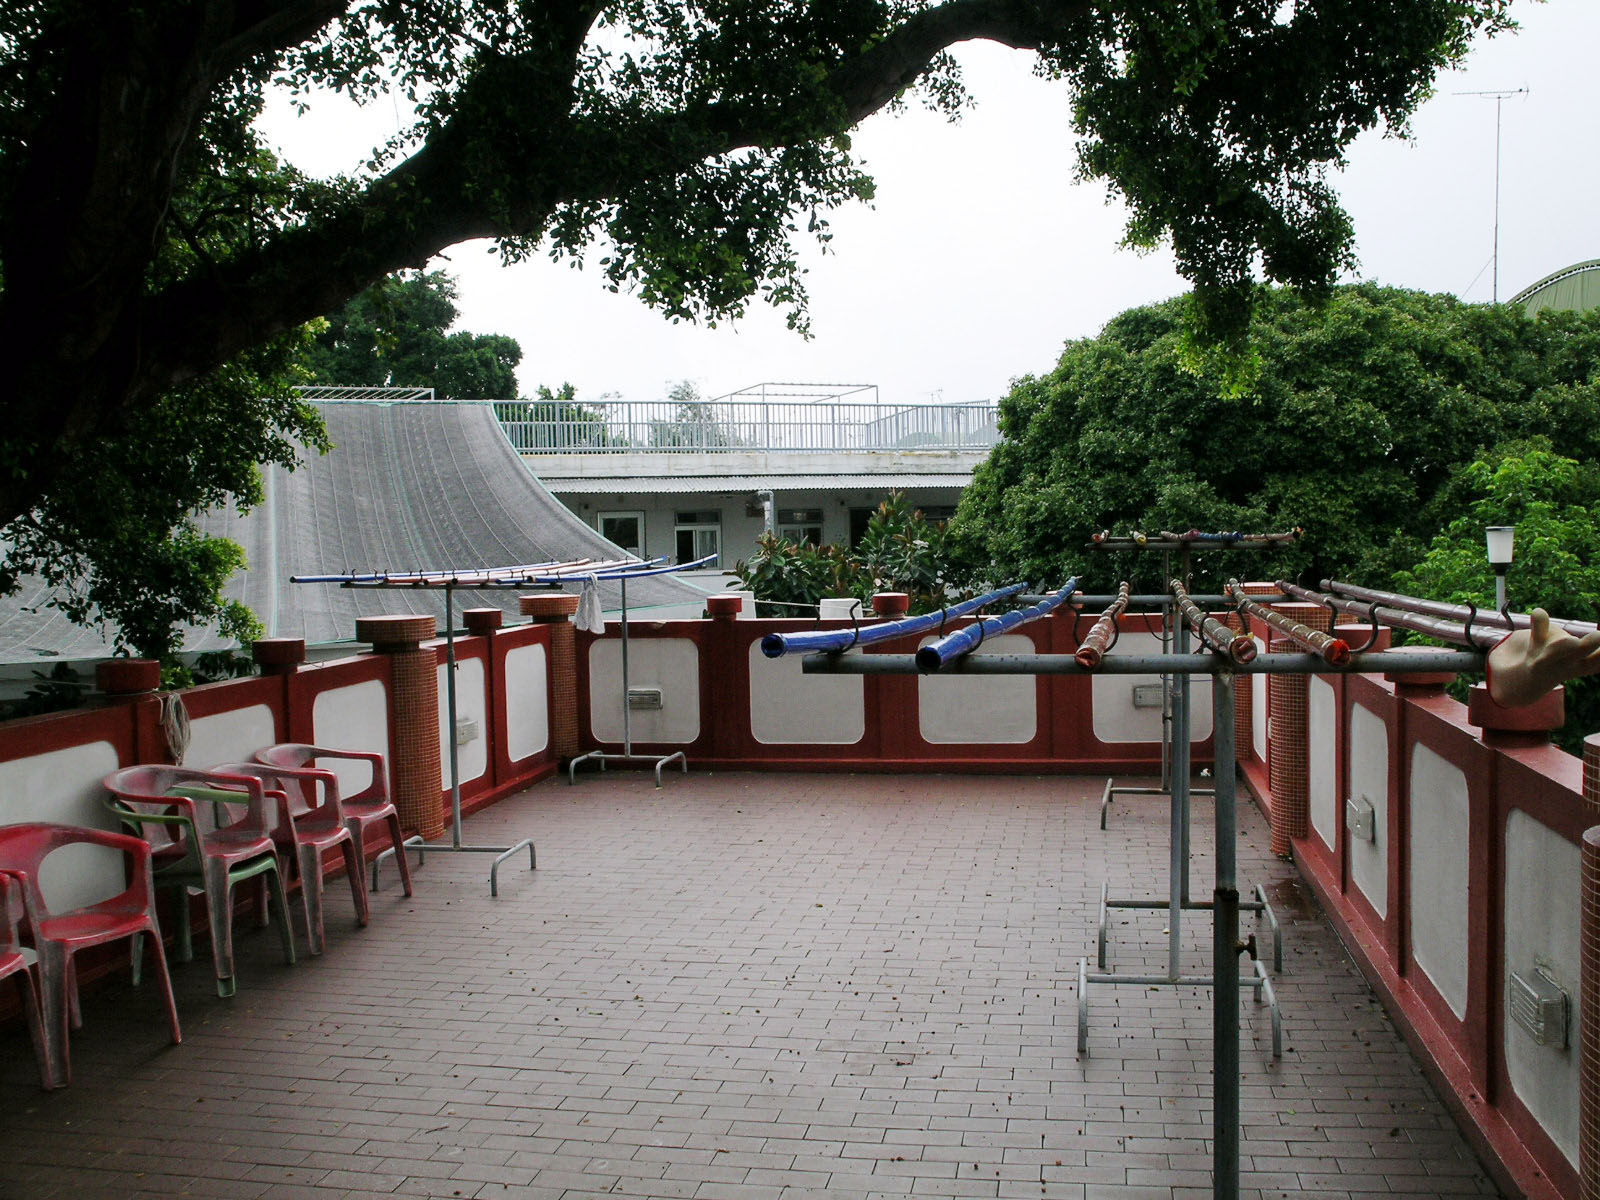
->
<box><xmin>1486</xmin><ymin>525</ymin><xmax>1515</xmax><ymax>614</ymax></box>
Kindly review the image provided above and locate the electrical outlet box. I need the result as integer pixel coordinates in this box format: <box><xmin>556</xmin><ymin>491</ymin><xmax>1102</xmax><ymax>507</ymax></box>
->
<box><xmin>1508</xmin><ymin>964</ymin><xmax>1569</xmax><ymax>1049</ymax></box>
<box><xmin>454</xmin><ymin>716</ymin><xmax>479</xmax><ymax>745</ymax></box>
<box><xmin>1131</xmin><ymin>684</ymin><xmax>1163</xmax><ymax>709</ymax></box>
<box><xmin>1345</xmin><ymin>795</ymin><xmax>1376</xmax><ymax>843</ymax></box>
<box><xmin>627</xmin><ymin>687</ymin><xmax>663</xmax><ymax>710</ymax></box>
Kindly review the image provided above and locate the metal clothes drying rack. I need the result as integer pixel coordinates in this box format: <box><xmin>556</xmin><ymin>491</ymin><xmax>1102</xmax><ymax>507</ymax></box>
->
<box><xmin>792</xmin><ymin>621</ymin><xmax>1487</xmax><ymax>1200</ymax></box>
<box><xmin>1082</xmin><ymin>535</ymin><xmax>1294</xmax><ymax>1050</ymax></box>
<box><xmin>294</xmin><ymin>556</ymin><xmax>645</xmax><ymax>895</ymax></box>
<box><xmin>567</xmin><ymin>553</ymin><xmax>719</xmax><ymax>788</ymax></box>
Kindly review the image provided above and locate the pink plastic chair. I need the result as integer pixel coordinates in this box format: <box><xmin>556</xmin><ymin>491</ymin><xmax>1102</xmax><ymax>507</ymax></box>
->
<box><xmin>213</xmin><ymin>762</ymin><xmax>370</xmax><ymax>955</ymax></box>
<box><xmin>0</xmin><ymin>871</ymin><xmax>51</xmax><ymax>1087</ymax></box>
<box><xmin>103</xmin><ymin>765</ymin><xmax>296</xmax><ymax>997</ymax></box>
<box><xmin>253</xmin><ymin>744</ymin><xmax>415</xmax><ymax>895</ymax></box>
<box><xmin>0</xmin><ymin>823</ymin><xmax>181</xmax><ymax>1088</ymax></box>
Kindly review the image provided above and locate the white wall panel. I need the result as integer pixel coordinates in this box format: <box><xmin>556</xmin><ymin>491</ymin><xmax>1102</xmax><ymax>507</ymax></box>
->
<box><xmin>1309</xmin><ymin>678</ymin><xmax>1337</xmax><ymax>851</ymax></box>
<box><xmin>1408</xmin><ymin>744</ymin><xmax>1469</xmax><ymax>1018</ymax></box>
<box><xmin>590</xmin><ymin>639</ymin><xmax>701</xmax><ymax>744</ymax></box>
<box><xmin>918</xmin><ymin>634</ymin><xmax>1036</xmax><ymax>744</ymax></box>
<box><xmin>504</xmin><ymin>643</ymin><xmax>550</xmax><ymax>762</ymax></box>
<box><xmin>749</xmin><ymin>642</ymin><xmax>863</xmax><ymax>745</ymax></box>
<box><xmin>1091</xmin><ymin>632</ymin><xmax>1212</xmax><ymax>745</ymax></box>
<box><xmin>1503</xmin><ymin>810</ymin><xmax>1580</xmax><ymax>1167</ymax></box>
<box><xmin>1347</xmin><ymin>703</ymin><xmax>1388</xmax><ymax>917</ymax></box>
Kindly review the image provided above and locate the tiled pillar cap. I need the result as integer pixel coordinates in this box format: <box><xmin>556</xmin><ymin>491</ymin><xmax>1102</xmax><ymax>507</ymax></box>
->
<box><xmin>462</xmin><ymin>608</ymin><xmax>503</xmax><ymax>634</ymax></box>
<box><xmin>872</xmin><ymin>592</ymin><xmax>911</xmax><ymax>617</ymax></box>
<box><xmin>521</xmin><ymin>593</ymin><xmax>581</xmax><ymax>620</ymax></box>
<box><xmin>252</xmin><ymin>638</ymin><xmax>306</xmax><ymax>669</ymax></box>
<box><xmin>96</xmin><ymin>658</ymin><xmax>161</xmax><ymax>695</ymax></box>
<box><xmin>1383</xmin><ymin>644</ymin><xmax>1457</xmax><ymax>689</ymax></box>
<box><xmin>355</xmin><ymin>614</ymin><xmax>437</xmax><ymax>649</ymax></box>
<box><xmin>1467</xmin><ymin>681</ymin><xmax>1564</xmax><ymax>733</ymax></box>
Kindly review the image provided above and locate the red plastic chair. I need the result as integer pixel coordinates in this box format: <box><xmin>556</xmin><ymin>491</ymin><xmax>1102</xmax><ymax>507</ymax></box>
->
<box><xmin>213</xmin><ymin>762</ymin><xmax>370</xmax><ymax>955</ymax></box>
<box><xmin>0</xmin><ymin>871</ymin><xmax>52</xmax><ymax>1087</ymax></box>
<box><xmin>0</xmin><ymin>823</ymin><xmax>181</xmax><ymax>1088</ymax></box>
<box><xmin>253</xmin><ymin>744</ymin><xmax>415</xmax><ymax>895</ymax></box>
<box><xmin>103</xmin><ymin>765</ymin><xmax>296</xmax><ymax>997</ymax></box>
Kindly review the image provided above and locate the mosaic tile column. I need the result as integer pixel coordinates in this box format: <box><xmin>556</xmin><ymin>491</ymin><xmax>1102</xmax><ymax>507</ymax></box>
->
<box><xmin>522</xmin><ymin>593</ymin><xmax>581</xmax><ymax>760</ymax></box>
<box><xmin>356</xmin><ymin>615</ymin><xmax>443</xmax><ymax>840</ymax></box>
<box><xmin>1235</xmin><ymin>582</ymin><xmax>1278</xmax><ymax>763</ymax></box>
<box><xmin>1265</xmin><ymin>602</ymin><xmax>1332</xmax><ymax>858</ymax></box>
<box><xmin>1582</xmin><ymin>801</ymin><xmax>1600</xmax><ymax>1198</ymax></box>
<box><xmin>1579</xmin><ymin>739</ymin><xmax>1600</xmax><ymax>1199</ymax></box>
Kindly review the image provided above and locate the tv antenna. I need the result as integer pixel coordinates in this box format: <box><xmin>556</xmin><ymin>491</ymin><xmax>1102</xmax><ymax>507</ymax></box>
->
<box><xmin>1456</xmin><ymin>86</ymin><xmax>1527</xmax><ymax>302</ymax></box>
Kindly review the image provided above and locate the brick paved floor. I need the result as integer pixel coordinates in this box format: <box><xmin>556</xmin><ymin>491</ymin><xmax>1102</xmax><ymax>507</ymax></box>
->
<box><xmin>0</xmin><ymin>772</ymin><xmax>1502</xmax><ymax>1200</ymax></box>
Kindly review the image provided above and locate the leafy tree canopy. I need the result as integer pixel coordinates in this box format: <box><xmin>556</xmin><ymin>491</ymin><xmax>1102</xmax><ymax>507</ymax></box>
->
<box><xmin>0</xmin><ymin>0</ymin><xmax>1515</xmax><ymax>536</ymax></box>
<box><xmin>0</xmin><ymin>0</ymin><xmax>1514</xmax><ymax>657</ymax></box>
<box><xmin>948</xmin><ymin>285</ymin><xmax>1600</xmax><ymax>594</ymax></box>
<box><xmin>303</xmin><ymin>270</ymin><xmax>523</xmax><ymax>397</ymax></box>
<box><xmin>1396</xmin><ymin>443</ymin><xmax>1600</xmax><ymax>751</ymax></box>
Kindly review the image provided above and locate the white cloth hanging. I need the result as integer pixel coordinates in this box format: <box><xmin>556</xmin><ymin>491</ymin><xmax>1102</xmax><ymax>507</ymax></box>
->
<box><xmin>576</xmin><ymin>577</ymin><xmax>605</xmax><ymax>634</ymax></box>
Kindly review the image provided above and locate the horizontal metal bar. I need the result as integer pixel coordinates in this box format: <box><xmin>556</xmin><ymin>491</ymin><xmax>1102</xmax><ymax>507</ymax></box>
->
<box><xmin>801</xmin><ymin>649</ymin><xmax>1486</xmax><ymax>675</ymax></box>
<box><xmin>1085</xmin><ymin>973</ymin><xmax>1266</xmax><ymax>989</ymax></box>
<box><xmin>762</xmin><ymin>582</ymin><xmax>1029</xmax><ymax>658</ymax></box>
<box><xmin>1019</xmin><ymin>593</ymin><xmax>1287</xmax><ymax>606</ymax></box>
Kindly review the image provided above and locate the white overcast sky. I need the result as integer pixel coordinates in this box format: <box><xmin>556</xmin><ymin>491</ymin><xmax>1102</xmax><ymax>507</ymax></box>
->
<box><xmin>261</xmin><ymin>0</ymin><xmax>1600</xmax><ymax>407</ymax></box>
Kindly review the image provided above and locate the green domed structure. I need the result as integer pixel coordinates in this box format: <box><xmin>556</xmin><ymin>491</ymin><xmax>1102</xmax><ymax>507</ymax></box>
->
<box><xmin>1511</xmin><ymin>259</ymin><xmax>1600</xmax><ymax>314</ymax></box>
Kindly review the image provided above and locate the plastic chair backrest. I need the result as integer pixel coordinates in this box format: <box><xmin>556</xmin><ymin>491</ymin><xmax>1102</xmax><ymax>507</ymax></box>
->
<box><xmin>255</xmin><ymin>744</ymin><xmax>385</xmax><ymax>806</ymax></box>
<box><xmin>0</xmin><ymin>823</ymin><xmax>154</xmax><ymax>920</ymax></box>
<box><xmin>104</xmin><ymin>765</ymin><xmax>272</xmax><ymax>842</ymax></box>
<box><xmin>212</xmin><ymin>762</ymin><xmax>342</xmax><ymax>835</ymax></box>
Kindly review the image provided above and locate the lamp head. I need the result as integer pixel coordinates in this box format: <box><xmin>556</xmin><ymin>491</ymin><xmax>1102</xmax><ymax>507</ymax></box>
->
<box><xmin>1485</xmin><ymin>525</ymin><xmax>1515</xmax><ymax>568</ymax></box>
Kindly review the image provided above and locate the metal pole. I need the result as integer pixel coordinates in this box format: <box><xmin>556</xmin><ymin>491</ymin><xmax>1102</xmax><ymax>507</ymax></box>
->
<box><xmin>446</xmin><ymin>583</ymin><xmax>463</xmax><ymax>849</ymax></box>
<box><xmin>1213</xmin><ymin>670</ymin><xmax>1240</xmax><ymax>1200</ymax></box>
<box><xmin>620</xmin><ymin>573</ymin><xmax>632</xmax><ymax>758</ymax></box>
<box><xmin>1171</xmin><ymin>603</ymin><xmax>1190</xmax><ymax>974</ymax></box>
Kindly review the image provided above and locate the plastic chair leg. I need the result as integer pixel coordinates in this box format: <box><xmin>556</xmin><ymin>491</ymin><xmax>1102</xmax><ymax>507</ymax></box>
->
<box><xmin>142</xmin><ymin>922</ymin><xmax>182</xmax><ymax>1049</ymax></box>
<box><xmin>35</xmin><ymin>943</ymin><xmax>71</xmax><ymax>1089</ymax></box>
<box><xmin>203</xmin><ymin>861</ymin><xmax>240</xmax><ymax>996</ymax></box>
<box><xmin>297</xmin><ymin>845</ymin><xmax>327</xmax><ymax>955</ymax></box>
<box><xmin>265</xmin><ymin>860</ymin><xmax>296</xmax><ymax>967</ymax></box>
<box><xmin>341</xmin><ymin>840</ymin><xmax>370</xmax><ymax>928</ymax></box>
<box><xmin>11</xmin><ymin>967</ymin><xmax>54</xmax><ymax>1090</ymax></box>
<box><xmin>384</xmin><ymin>812</ymin><xmax>415</xmax><ymax>897</ymax></box>
<box><xmin>173</xmin><ymin>889</ymin><xmax>195</xmax><ymax>962</ymax></box>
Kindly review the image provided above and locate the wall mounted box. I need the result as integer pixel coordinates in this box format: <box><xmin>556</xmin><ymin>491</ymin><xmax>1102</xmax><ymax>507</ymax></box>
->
<box><xmin>1345</xmin><ymin>795</ymin><xmax>1376</xmax><ymax>843</ymax></box>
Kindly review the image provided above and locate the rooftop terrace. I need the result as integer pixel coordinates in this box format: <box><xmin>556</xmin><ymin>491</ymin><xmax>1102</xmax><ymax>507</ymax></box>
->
<box><xmin>0</xmin><ymin>771</ymin><xmax>1500</xmax><ymax>1200</ymax></box>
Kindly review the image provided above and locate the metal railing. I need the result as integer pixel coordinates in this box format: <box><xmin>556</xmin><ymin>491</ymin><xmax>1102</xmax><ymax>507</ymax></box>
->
<box><xmin>493</xmin><ymin>397</ymin><xmax>1000</xmax><ymax>454</ymax></box>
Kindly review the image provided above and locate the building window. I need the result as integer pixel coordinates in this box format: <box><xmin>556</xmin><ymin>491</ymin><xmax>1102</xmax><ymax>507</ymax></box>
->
<box><xmin>675</xmin><ymin>510</ymin><xmax>721</xmax><ymax>564</ymax></box>
<box><xmin>850</xmin><ymin>501</ymin><xmax>954</xmax><ymax>546</ymax></box>
<box><xmin>777</xmin><ymin>507</ymin><xmax>824</xmax><ymax>547</ymax></box>
<box><xmin>598</xmin><ymin>511</ymin><xmax>644</xmax><ymax>558</ymax></box>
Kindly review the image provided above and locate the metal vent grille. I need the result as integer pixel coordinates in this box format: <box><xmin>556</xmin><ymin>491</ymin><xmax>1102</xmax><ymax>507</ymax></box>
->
<box><xmin>1508</xmin><ymin>966</ymin><xmax>1569</xmax><ymax>1049</ymax></box>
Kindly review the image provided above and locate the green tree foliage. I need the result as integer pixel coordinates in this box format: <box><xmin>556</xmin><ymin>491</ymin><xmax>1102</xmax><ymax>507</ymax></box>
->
<box><xmin>949</xmin><ymin>286</ymin><xmax>1600</xmax><ymax>594</ymax></box>
<box><xmin>738</xmin><ymin>491</ymin><xmax>953</xmax><ymax>614</ymax></box>
<box><xmin>495</xmin><ymin>383</ymin><xmax>629</xmax><ymax>448</ymax></box>
<box><xmin>303</xmin><ymin>270</ymin><xmax>523</xmax><ymax>398</ymax></box>
<box><xmin>649</xmin><ymin>381</ymin><xmax>743</xmax><ymax>448</ymax></box>
<box><xmin>1396</xmin><ymin>443</ymin><xmax>1600</xmax><ymax>751</ymax></box>
<box><xmin>0</xmin><ymin>0</ymin><xmax>1514</xmax><ymax>541</ymax></box>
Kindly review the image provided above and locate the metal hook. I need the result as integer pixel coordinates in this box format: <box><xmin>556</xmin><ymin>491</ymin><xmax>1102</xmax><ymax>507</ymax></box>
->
<box><xmin>843</xmin><ymin>607</ymin><xmax>863</xmax><ymax>651</ymax></box>
<box><xmin>1462</xmin><ymin>601</ymin><xmax>1478</xmax><ymax>647</ymax></box>
<box><xmin>972</xmin><ymin>613</ymin><xmax>989</xmax><ymax>651</ymax></box>
<box><xmin>1352</xmin><ymin>602</ymin><xmax>1384</xmax><ymax>653</ymax></box>
<box><xmin>937</xmin><ymin>605</ymin><xmax>950</xmax><ymax>637</ymax></box>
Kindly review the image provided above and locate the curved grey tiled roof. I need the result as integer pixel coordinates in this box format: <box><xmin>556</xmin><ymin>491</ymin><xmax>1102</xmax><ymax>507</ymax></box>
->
<box><xmin>0</xmin><ymin>400</ymin><xmax>708</xmax><ymax>662</ymax></box>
